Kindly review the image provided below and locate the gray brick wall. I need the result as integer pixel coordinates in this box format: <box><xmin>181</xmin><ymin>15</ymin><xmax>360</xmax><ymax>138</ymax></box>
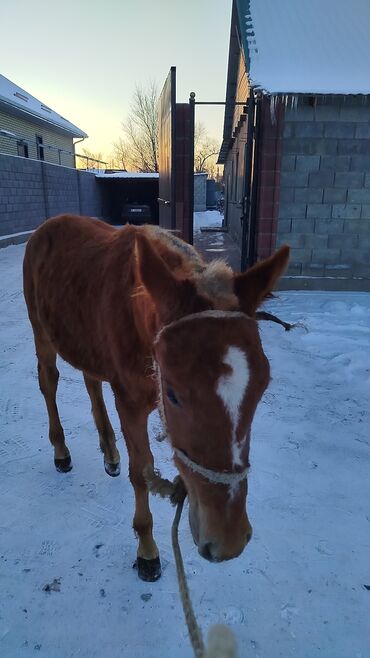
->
<box><xmin>278</xmin><ymin>97</ymin><xmax>370</xmax><ymax>280</ymax></box>
<box><xmin>43</xmin><ymin>163</ymin><xmax>80</xmax><ymax>217</ymax></box>
<box><xmin>0</xmin><ymin>155</ymin><xmax>45</xmax><ymax>234</ymax></box>
<box><xmin>0</xmin><ymin>154</ymin><xmax>102</xmax><ymax>236</ymax></box>
<box><xmin>79</xmin><ymin>171</ymin><xmax>103</xmax><ymax>217</ymax></box>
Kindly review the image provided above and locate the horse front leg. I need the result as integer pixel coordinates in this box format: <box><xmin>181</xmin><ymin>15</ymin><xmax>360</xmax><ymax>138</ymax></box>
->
<box><xmin>113</xmin><ymin>390</ymin><xmax>160</xmax><ymax>582</ymax></box>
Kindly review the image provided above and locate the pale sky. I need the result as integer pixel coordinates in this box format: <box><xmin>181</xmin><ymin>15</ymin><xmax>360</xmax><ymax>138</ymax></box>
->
<box><xmin>1</xmin><ymin>0</ymin><xmax>232</xmax><ymax>160</ymax></box>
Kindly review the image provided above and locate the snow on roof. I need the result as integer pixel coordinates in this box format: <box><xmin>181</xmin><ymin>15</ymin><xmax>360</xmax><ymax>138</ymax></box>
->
<box><xmin>0</xmin><ymin>74</ymin><xmax>87</xmax><ymax>138</ymax></box>
<box><xmin>237</xmin><ymin>0</ymin><xmax>370</xmax><ymax>95</ymax></box>
<box><xmin>96</xmin><ymin>172</ymin><xmax>159</xmax><ymax>179</ymax></box>
<box><xmin>96</xmin><ymin>172</ymin><xmax>205</xmax><ymax>180</ymax></box>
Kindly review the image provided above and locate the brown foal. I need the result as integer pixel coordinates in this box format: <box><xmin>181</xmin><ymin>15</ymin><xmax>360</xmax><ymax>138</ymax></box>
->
<box><xmin>23</xmin><ymin>214</ymin><xmax>289</xmax><ymax>580</ymax></box>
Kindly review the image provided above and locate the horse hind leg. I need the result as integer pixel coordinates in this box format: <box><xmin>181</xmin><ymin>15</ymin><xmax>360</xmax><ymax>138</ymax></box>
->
<box><xmin>35</xmin><ymin>334</ymin><xmax>72</xmax><ymax>473</ymax></box>
<box><xmin>83</xmin><ymin>373</ymin><xmax>120</xmax><ymax>477</ymax></box>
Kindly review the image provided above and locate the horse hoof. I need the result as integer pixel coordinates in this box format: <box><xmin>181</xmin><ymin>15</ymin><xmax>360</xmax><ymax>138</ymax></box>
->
<box><xmin>134</xmin><ymin>556</ymin><xmax>161</xmax><ymax>582</ymax></box>
<box><xmin>104</xmin><ymin>461</ymin><xmax>121</xmax><ymax>477</ymax></box>
<box><xmin>54</xmin><ymin>456</ymin><xmax>72</xmax><ymax>473</ymax></box>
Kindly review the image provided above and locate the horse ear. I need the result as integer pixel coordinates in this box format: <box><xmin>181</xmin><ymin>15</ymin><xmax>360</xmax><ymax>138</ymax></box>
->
<box><xmin>135</xmin><ymin>233</ymin><xmax>197</xmax><ymax>324</ymax></box>
<box><xmin>234</xmin><ymin>245</ymin><xmax>290</xmax><ymax>315</ymax></box>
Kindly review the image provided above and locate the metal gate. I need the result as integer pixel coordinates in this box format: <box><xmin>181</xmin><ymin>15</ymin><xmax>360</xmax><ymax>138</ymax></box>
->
<box><xmin>158</xmin><ymin>68</ymin><xmax>194</xmax><ymax>242</ymax></box>
<box><xmin>241</xmin><ymin>94</ymin><xmax>261</xmax><ymax>271</ymax></box>
<box><xmin>158</xmin><ymin>67</ymin><xmax>176</xmax><ymax>230</ymax></box>
<box><xmin>158</xmin><ymin>72</ymin><xmax>256</xmax><ymax>260</ymax></box>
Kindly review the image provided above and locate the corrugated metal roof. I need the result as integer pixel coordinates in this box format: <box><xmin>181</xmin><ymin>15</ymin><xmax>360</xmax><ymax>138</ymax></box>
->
<box><xmin>217</xmin><ymin>1</ymin><xmax>240</xmax><ymax>164</ymax></box>
<box><xmin>0</xmin><ymin>74</ymin><xmax>87</xmax><ymax>138</ymax></box>
<box><xmin>236</xmin><ymin>0</ymin><xmax>370</xmax><ymax>95</ymax></box>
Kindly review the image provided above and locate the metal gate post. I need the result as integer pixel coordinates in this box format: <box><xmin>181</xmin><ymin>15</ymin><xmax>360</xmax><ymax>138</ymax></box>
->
<box><xmin>240</xmin><ymin>93</ymin><xmax>254</xmax><ymax>272</ymax></box>
<box><xmin>247</xmin><ymin>93</ymin><xmax>262</xmax><ymax>267</ymax></box>
<box><xmin>188</xmin><ymin>92</ymin><xmax>195</xmax><ymax>245</ymax></box>
<box><xmin>240</xmin><ymin>90</ymin><xmax>262</xmax><ymax>271</ymax></box>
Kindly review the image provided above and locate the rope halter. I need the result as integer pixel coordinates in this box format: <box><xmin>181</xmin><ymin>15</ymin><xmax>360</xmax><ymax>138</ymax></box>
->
<box><xmin>173</xmin><ymin>447</ymin><xmax>249</xmax><ymax>487</ymax></box>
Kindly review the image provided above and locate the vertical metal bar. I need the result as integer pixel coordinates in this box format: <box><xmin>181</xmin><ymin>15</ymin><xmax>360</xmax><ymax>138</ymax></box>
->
<box><xmin>240</xmin><ymin>92</ymin><xmax>255</xmax><ymax>271</ymax></box>
<box><xmin>170</xmin><ymin>66</ymin><xmax>177</xmax><ymax>230</ymax></box>
<box><xmin>247</xmin><ymin>93</ymin><xmax>262</xmax><ymax>267</ymax></box>
<box><xmin>188</xmin><ymin>92</ymin><xmax>195</xmax><ymax>245</ymax></box>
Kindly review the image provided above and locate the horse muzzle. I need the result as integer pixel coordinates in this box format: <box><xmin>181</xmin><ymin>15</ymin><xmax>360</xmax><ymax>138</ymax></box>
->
<box><xmin>189</xmin><ymin>499</ymin><xmax>252</xmax><ymax>562</ymax></box>
<box><xmin>198</xmin><ymin>529</ymin><xmax>252</xmax><ymax>563</ymax></box>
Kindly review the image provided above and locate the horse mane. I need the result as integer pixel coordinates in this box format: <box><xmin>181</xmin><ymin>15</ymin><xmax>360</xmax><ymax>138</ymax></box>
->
<box><xmin>139</xmin><ymin>226</ymin><xmax>238</xmax><ymax>311</ymax></box>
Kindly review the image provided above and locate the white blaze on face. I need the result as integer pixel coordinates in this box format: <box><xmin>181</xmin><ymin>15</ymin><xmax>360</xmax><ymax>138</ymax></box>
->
<box><xmin>216</xmin><ymin>346</ymin><xmax>249</xmax><ymax>467</ymax></box>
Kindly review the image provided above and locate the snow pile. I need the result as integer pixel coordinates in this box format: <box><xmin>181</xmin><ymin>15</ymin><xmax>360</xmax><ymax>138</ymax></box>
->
<box><xmin>0</xmin><ymin>244</ymin><xmax>369</xmax><ymax>657</ymax></box>
<box><xmin>193</xmin><ymin>210</ymin><xmax>223</xmax><ymax>232</ymax></box>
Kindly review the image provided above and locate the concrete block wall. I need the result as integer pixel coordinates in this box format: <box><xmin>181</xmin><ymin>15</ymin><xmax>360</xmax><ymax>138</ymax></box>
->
<box><xmin>79</xmin><ymin>171</ymin><xmax>103</xmax><ymax>217</ymax></box>
<box><xmin>43</xmin><ymin>162</ymin><xmax>80</xmax><ymax>217</ymax></box>
<box><xmin>0</xmin><ymin>155</ymin><xmax>45</xmax><ymax>234</ymax></box>
<box><xmin>0</xmin><ymin>154</ymin><xmax>102</xmax><ymax>236</ymax></box>
<box><xmin>277</xmin><ymin>97</ymin><xmax>370</xmax><ymax>280</ymax></box>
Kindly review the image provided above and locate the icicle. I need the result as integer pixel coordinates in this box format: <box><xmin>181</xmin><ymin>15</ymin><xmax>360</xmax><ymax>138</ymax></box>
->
<box><xmin>270</xmin><ymin>95</ymin><xmax>277</xmax><ymax>125</ymax></box>
<box><xmin>245</xmin><ymin>0</ymin><xmax>258</xmax><ymax>57</ymax></box>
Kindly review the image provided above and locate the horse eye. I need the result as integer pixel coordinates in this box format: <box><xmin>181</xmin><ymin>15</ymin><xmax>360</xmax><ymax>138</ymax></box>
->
<box><xmin>167</xmin><ymin>388</ymin><xmax>179</xmax><ymax>406</ymax></box>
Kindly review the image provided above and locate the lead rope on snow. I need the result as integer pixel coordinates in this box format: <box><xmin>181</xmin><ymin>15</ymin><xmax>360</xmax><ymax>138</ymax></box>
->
<box><xmin>144</xmin><ymin>465</ymin><xmax>238</xmax><ymax>658</ymax></box>
<box><xmin>172</xmin><ymin>495</ymin><xmax>205</xmax><ymax>658</ymax></box>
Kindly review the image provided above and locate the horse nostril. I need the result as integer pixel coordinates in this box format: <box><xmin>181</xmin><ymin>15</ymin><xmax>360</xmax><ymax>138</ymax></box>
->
<box><xmin>246</xmin><ymin>530</ymin><xmax>253</xmax><ymax>544</ymax></box>
<box><xmin>200</xmin><ymin>542</ymin><xmax>214</xmax><ymax>561</ymax></box>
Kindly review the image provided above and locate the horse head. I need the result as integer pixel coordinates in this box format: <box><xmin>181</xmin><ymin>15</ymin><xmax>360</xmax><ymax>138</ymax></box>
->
<box><xmin>137</xmin><ymin>235</ymin><xmax>289</xmax><ymax>563</ymax></box>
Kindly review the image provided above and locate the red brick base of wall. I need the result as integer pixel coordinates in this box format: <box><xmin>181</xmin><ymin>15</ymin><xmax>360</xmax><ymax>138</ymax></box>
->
<box><xmin>256</xmin><ymin>98</ymin><xmax>284</xmax><ymax>260</ymax></box>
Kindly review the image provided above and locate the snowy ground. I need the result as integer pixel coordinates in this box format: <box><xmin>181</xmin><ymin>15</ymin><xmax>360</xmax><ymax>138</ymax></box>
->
<box><xmin>193</xmin><ymin>210</ymin><xmax>223</xmax><ymax>231</ymax></box>
<box><xmin>0</xmin><ymin>238</ymin><xmax>370</xmax><ymax>658</ymax></box>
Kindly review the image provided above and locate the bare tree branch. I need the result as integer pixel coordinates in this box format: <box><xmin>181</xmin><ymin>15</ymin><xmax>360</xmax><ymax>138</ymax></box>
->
<box><xmin>108</xmin><ymin>137</ymin><xmax>129</xmax><ymax>170</ymax></box>
<box><xmin>109</xmin><ymin>84</ymin><xmax>219</xmax><ymax>176</ymax></box>
<box><xmin>116</xmin><ymin>82</ymin><xmax>159</xmax><ymax>172</ymax></box>
<box><xmin>76</xmin><ymin>147</ymin><xmax>105</xmax><ymax>170</ymax></box>
<box><xmin>195</xmin><ymin>135</ymin><xmax>220</xmax><ymax>175</ymax></box>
